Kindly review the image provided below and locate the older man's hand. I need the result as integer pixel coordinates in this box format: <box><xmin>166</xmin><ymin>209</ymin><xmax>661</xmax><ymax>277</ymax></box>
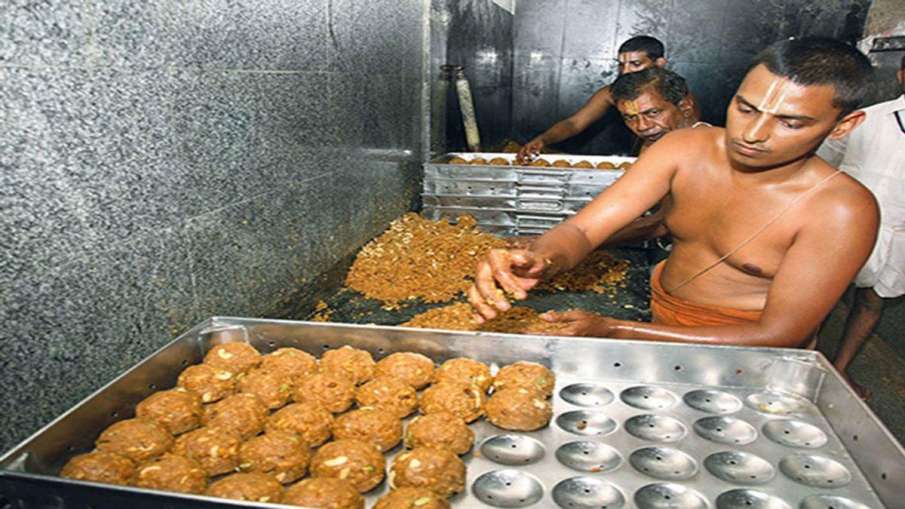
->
<box><xmin>515</xmin><ymin>138</ymin><xmax>545</xmax><ymax>165</ymax></box>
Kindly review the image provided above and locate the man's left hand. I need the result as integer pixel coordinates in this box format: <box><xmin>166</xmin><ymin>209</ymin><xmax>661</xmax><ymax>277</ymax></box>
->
<box><xmin>539</xmin><ymin>310</ymin><xmax>618</xmax><ymax>337</ymax></box>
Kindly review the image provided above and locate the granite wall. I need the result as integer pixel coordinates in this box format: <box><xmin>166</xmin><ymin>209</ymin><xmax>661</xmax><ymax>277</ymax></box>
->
<box><xmin>861</xmin><ymin>0</ymin><xmax>905</xmax><ymax>102</ymax></box>
<box><xmin>0</xmin><ymin>0</ymin><xmax>425</xmax><ymax>453</ymax></box>
<box><xmin>512</xmin><ymin>0</ymin><xmax>873</xmax><ymax>155</ymax></box>
<box><xmin>430</xmin><ymin>0</ymin><xmax>515</xmax><ymax>154</ymax></box>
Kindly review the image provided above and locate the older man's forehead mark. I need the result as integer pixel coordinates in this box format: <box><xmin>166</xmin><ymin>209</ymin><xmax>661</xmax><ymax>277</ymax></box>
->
<box><xmin>623</xmin><ymin>99</ymin><xmax>641</xmax><ymax>116</ymax></box>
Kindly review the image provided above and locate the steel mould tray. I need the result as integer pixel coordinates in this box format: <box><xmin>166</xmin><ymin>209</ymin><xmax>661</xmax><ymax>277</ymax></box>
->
<box><xmin>2</xmin><ymin>317</ymin><xmax>903</xmax><ymax>508</ymax></box>
<box><xmin>423</xmin><ymin>153</ymin><xmax>632</xmax><ymax>235</ymax></box>
<box><xmin>433</xmin><ymin>152</ymin><xmax>637</xmax><ymax>169</ymax></box>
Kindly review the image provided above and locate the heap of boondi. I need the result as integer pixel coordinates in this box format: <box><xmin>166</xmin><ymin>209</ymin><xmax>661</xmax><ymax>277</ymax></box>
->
<box><xmin>309</xmin><ymin>300</ymin><xmax>332</xmax><ymax>322</ymax></box>
<box><xmin>539</xmin><ymin>250</ymin><xmax>630</xmax><ymax>294</ymax></box>
<box><xmin>345</xmin><ymin>213</ymin><xmax>507</xmax><ymax>308</ymax></box>
<box><xmin>403</xmin><ymin>302</ymin><xmax>567</xmax><ymax>334</ymax></box>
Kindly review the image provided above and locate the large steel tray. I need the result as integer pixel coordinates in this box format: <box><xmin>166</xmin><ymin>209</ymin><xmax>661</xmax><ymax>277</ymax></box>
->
<box><xmin>2</xmin><ymin>317</ymin><xmax>903</xmax><ymax>508</ymax></box>
<box><xmin>423</xmin><ymin>153</ymin><xmax>633</xmax><ymax>236</ymax></box>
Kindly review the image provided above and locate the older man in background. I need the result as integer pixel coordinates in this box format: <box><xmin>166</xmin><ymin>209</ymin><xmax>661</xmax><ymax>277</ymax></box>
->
<box><xmin>517</xmin><ymin>36</ymin><xmax>700</xmax><ymax>162</ymax></box>
<box><xmin>595</xmin><ymin>67</ymin><xmax>701</xmax><ymax>247</ymax></box>
<box><xmin>611</xmin><ymin>67</ymin><xmax>700</xmax><ymax>155</ymax></box>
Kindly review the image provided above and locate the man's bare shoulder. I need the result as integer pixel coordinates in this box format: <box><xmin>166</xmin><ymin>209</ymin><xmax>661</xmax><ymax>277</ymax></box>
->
<box><xmin>805</xmin><ymin>157</ymin><xmax>879</xmax><ymax>228</ymax></box>
<box><xmin>652</xmin><ymin>124</ymin><xmax>723</xmax><ymax>156</ymax></box>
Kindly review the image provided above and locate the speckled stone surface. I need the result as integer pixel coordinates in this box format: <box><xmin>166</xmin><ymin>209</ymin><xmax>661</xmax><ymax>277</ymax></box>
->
<box><xmin>0</xmin><ymin>0</ymin><xmax>88</xmax><ymax>66</ymax></box>
<box><xmin>0</xmin><ymin>67</ymin><xmax>319</xmax><ymax>280</ymax></box>
<box><xmin>0</xmin><ymin>0</ymin><xmax>426</xmax><ymax>453</ymax></box>
<box><xmin>252</xmin><ymin>71</ymin><xmax>339</xmax><ymax>158</ymax></box>
<box><xmin>185</xmin><ymin>174</ymin><xmax>334</xmax><ymax>319</ymax></box>
<box><xmin>328</xmin><ymin>0</ymin><xmax>408</xmax><ymax>74</ymax></box>
<box><xmin>90</xmin><ymin>1</ymin><xmax>192</xmax><ymax>68</ymax></box>
<box><xmin>0</xmin><ymin>227</ymin><xmax>198</xmax><ymax>451</ymax></box>
<box><xmin>471</xmin><ymin>85</ymin><xmax>514</xmax><ymax>151</ymax></box>
<box><xmin>363</xmin><ymin>74</ymin><xmax>407</xmax><ymax>149</ymax></box>
<box><xmin>184</xmin><ymin>153</ymin><xmax>420</xmax><ymax>320</ymax></box>
<box><xmin>401</xmin><ymin>74</ymin><xmax>424</xmax><ymax>152</ymax></box>
<box><xmin>329</xmin><ymin>73</ymin><xmax>366</xmax><ymax>148</ymax></box>
<box><xmin>92</xmin><ymin>0</ymin><xmax>334</xmax><ymax>70</ymax></box>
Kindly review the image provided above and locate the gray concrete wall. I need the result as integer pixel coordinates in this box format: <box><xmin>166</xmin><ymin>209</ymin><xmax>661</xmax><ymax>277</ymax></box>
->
<box><xmin>511</xmin><ymin>0</ymin><xmax>872</xmax><ymax>156</ymax></box>
<box><xmin>0</xmin><ymin>0</ymin><xmax>425</xmax><ymax>452</ymax></box>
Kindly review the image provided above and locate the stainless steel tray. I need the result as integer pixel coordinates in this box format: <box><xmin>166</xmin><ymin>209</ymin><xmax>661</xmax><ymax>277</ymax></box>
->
<box><xmin>2</xmin><ymin>317</ymin><xmax>903</xmax><ymax>509</ymax></box>
<box><xmin>423</xmin><ymin>153</ymin><xmax>632</xmax><ymax>235</ymax></box>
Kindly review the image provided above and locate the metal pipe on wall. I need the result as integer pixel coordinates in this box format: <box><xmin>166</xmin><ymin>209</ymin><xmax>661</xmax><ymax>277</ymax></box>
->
<box><xmin>443</xmin><ymin>64</ymin><xmax>482</xmax><ymax>152</ymax></box>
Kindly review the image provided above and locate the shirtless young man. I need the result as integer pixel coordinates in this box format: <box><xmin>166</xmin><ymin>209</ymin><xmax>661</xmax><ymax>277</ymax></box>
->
<box><xmin>516</xmin><ymin>36</ymin><xmax>700</xmax><ymax>163</ymax></box>
<box><xmin>469</xmin><ymin>38</ymin><xmax>878</xmax><ymax>349</ymax></box>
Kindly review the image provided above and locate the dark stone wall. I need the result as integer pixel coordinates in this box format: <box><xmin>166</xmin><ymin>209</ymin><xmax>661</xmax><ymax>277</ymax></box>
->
<box><xmin>431</xmin><ymin>0</ymin><xmax>515</xmax><ymax>153</ymax></box>
<box><xmin>0</xmin><ymin>0</ymin><xmax>425</xmax><ymax>453</ymax></box>
<box><xmin>861</xmin><ymin>0</ymin><xmax>905</xmax><ymax>103</ymax></box>
<box><xmin>512</xmin><ymin>0</ymin><xmax>872</xmax><ymax>155</ymax></box>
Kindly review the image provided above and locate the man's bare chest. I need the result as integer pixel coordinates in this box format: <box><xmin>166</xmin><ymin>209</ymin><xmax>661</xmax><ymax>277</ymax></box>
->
<box><xmin>663</xmin><ymin>185</ymin><xmax>801</xmax><ymax>278</ymax></box>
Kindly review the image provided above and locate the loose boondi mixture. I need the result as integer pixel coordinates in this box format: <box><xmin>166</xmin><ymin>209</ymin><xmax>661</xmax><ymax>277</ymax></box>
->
<box><xmin>345</xmin><ymin>213</ymin><xmax>507</xmax><ymax>308</ymax></box>
<box><xmin>344</xmin><ymin>214</ymin><xmax>631</xmax><ymax>314</ymax></box>
<box><xmin>402</xmin><ymin>302</ymin><xmax>567</xmax><ymax>334</ymax></box>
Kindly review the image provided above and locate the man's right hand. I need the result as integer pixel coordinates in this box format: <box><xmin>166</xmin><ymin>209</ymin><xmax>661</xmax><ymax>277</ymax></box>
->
<box><xmin>516</xmin><ymin>138</ymin><xmax>545</xmax><ymax>164</ymax></box>
<box><xmin>467</xmin><ymin>248</ymin><xmax>550</xmax><ymax>322</ymax></box>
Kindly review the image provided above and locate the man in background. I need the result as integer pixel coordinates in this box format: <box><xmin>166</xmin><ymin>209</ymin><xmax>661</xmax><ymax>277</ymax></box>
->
<box><xmin>817</xmin><ymin>55</ymin><xmax>905</xmax><ymax>398</ymax></box>
<box><xmin>611</xmin><ymin>67</ymin><xmax>699</xmax><ymax>155</ymax></box>
<box><xmin>508</xmin><ymin>68</ymin><xmax>698</xmax><ymax>251</ymax></box>
<box><xmin>600</xmin><ymin>67</ymin><xmax>701</xmax><ymax>247</ymax></box>
<box><xmin>516</xmin><ymin>36</ymin><xmax>700</xmax><ymax>162</ymax></box>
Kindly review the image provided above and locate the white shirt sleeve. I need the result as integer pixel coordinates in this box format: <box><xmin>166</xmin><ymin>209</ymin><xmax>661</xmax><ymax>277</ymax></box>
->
<box><xmin>815</xmin><ymin>135</ymin><xmax>849</xmax><ymax>168</ymax></box>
